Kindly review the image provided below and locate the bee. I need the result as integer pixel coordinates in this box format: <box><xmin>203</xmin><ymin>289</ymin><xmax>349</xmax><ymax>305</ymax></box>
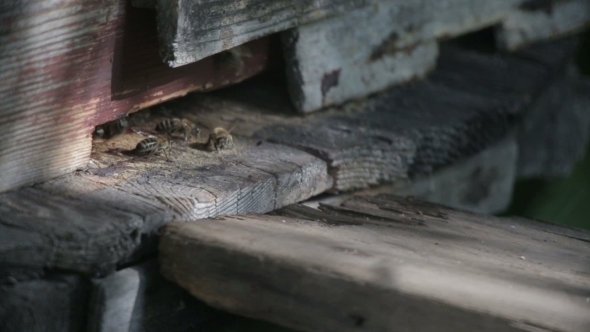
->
<box><xmin>155</xmin><ymin>118</ymin><xmax>200</xmax><ymax>143</ymax></box>
<box><xmin>207</xmin><ymin>127</ymin><xmax>235</xmax><ymax>152</ymax></box>
<box><xmin>94</xmin><ymin>117</ymin><xmax>129</xmax><ymax>139</ymax></box>
<box><xmin>133</xmin><ymin>136</ymin><xmax>171</xmax><ymax>160</ymax></box>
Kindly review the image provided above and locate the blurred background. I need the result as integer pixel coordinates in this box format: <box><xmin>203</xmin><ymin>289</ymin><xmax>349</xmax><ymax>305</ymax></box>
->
<box><xmin>219</xmin><ymin>29</ymin><xmax>590</xmax><ymax>332</ymax></box>
<box><xmin>503</xmin><ymin>29</ymin><xmax>590</xmax><ymax>230</ymax></box>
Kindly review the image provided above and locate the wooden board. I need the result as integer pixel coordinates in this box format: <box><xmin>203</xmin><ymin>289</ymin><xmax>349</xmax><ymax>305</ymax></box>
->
<box><xmin>282</xmin><ymin>0</ymin><xmax>520</xmax><ymax>112</ymax></box>
<box><xmin>88</xmin><ymin>260</ymin><xmax>227</xmax><ymax>332</ymax></box>
<box><xmin>0</xmin><ymin>114</ymin><xmax>332</xmax><ymax>276</ymax></box>
<box><xmin>155</xmin><ymin>0</ymin><xmax>368</xmax><ymax>67</ymax></box>
<box><xmin>191</xmin><ymin>39</ymin><xmax>575</xmax><ymax>191</ymax></box>
<box><xmin>0</xmin><ymin>274</ymin><xmax>89</xmax><ymax>332</ymax></box>
<box><xmin>159</xmin><ymin>194</ymin><xmax>590</xmax><ymax>332</ymax></box>
<box><xmin>0</xmin><ymin>0</ymin><xmax>269</xmax><ymax>194</ymax></box>
<box><xmin>496</xmin><ymin>0</ymin><xmax>590</xmax><ymax>51</ymax></box>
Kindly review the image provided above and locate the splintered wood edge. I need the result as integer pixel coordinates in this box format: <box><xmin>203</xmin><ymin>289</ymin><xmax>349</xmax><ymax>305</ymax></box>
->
<box><xmin>0</xmin><ymin>128</ymin><xmax>332</xmax><ymax>275</ymax></box>
<box><xmin>155</xmin><ymin>0</ymin><xmax>367</xmax><ymax>66</ymax></box>
<box><xmin>159</xmin><ymin>196</ymin><xmax>590</xmax><ymax>332</ymax></box>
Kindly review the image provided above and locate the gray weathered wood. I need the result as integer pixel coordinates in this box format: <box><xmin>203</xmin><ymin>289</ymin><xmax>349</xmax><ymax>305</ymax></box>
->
<box><xmin>391</xmin><ymin>136</ymin><xmax>518</xmax><ymax>214</ymax></box>
<box><xmin>0</xmin><ymin>274</ymin><xmax>89</xmax><ymax>332</ymax></box>
<box><xmin>496</xmin><ymin>0</ymin><xmax>590</xmax><ymax>51</ymax></box>
<box><xmin>194</xmin><ymin>38</ymin><xmax>577</xmax><ymax>191</ymax></box>
<box><xmin>0</xmin><ymin>115</ymin><xmax>332</xmax><ymax>275</ymax></box>
<box><xmin>156</xmin><ymin>0</ymin><xmax>367</xmax><ymax>67</ymax></box>
<box><xmin>88</xmin><ymin>260</ymin><xmax>225</xmax><ymax>332</ymax></box>
<box><xmin>283</xmin><ymin>0</ymin><xmax>522</xmax><ymax>112</ymax></box>
<box><xmin>159</xmin><ymin>194</ymin><xmax>590</xmax><ymax>332</ymax></box>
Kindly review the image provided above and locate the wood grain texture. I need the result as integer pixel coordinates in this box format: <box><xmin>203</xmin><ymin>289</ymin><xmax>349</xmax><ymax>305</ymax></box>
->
<box><xmin>0</xmin><ymin>274</ymin><xmax>89</xmax><ymax>332</ymax></box>
<box><xmin>155</xmin><ymin>0</ymin><xmax>367</xmax><ymax>67</ymax></box>
<box><xmin>88</xmin><ymin>260</ymin><xmax>226</xmax><ymax>332</ymax></box>
<box><xmin>282</xmin><ymin>0</ymin><xmax>521</xmax><ymax>112</ymax></box>
<box><xmin>0</xmin><ymin>1</ymin><xmax>269</xmax><ymax>194</ymax></box>
<box><xmin>0</xmin><ymin>110</ymin><xmax>331</xmax><ymax>275</ymax></box>
<box><xmin>159</xmin><ymin>194</ymin><xmax>590</xmax><ymax>332</ymax></box>
<box><xmin>184</xmin><ymin>38</ymin><xmax>577</xmax><ymax>191</ymax></box>
<box><xmin>496</xmin><ymin>0</ymin><xmax>590</xmax><ymax>51</ymax></box>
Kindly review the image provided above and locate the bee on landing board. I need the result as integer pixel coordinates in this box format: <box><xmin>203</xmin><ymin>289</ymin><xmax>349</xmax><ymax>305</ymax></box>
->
<box><xmin>94</xmin><ymin>117</ymin><xmax>129</xmax><ymax>139</ymax></box>
<box><xmin>133</xmin><ymin>136</ymin><xmax>171</xmax><ymax>160</ymax></box>
<box><xmin>207</xmin><ymin>127</ymin><xmax>235</xmax><ymax>152</ymax></box>
<box><xmin>155</xmin><ymin>118</ymin><xmax>200</xmax><ymax>143</ymax></box>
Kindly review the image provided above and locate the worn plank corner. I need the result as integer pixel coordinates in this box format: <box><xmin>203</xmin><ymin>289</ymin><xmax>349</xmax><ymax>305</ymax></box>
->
<box><xmin>159</xmin><ymin>194</ymin><xmax>590</xmax><ymax>332</ymax></box>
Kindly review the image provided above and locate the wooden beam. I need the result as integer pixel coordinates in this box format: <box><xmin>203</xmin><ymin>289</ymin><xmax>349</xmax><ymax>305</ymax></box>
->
<box><xmin>0</xmin><ymin>113</ymin><xmax>331</xmax><ymax>275</ymax></box>
<box><xmin>282</xmin><ymin>0</ymin><xmax>520</xmax><ymax>112</ymax></box>
<box><xmin>282</xmin><ymin>0</ymin><xmax>590</xmax><ymax>113</ymax></box>
<box><xmin>0</xmin><ymin>1</ymin><xmax>270</xmax><ymax>194</ymax></box>
<box><xmin>496</xmin><ymin>0</ymin><xmax>590</xmax><ymax>51</ymax></box>
<box><xmin>198</xmin><ymin>39</ymin><xmax>575</xmax><ymax>191</ymax></box>
<box><xmin>155</xmin><ymin>0</ymin><xmax>368</xmax><ymax>67</ymax></box>
<box><xmin>159</xmin><ymin>194</ymin><xmax>590</xmax><ymax>332</ymax></box>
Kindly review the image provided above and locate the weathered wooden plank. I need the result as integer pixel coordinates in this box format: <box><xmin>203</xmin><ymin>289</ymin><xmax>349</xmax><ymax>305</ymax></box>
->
<box><xmin>496</xmin><ymin>0</ymin><xmax>590</xmax><ymax>51</ymax></box>
<box><xmin>391</xmin><ymin>137</ymin><xmax>518</xmax><ymax>214</ymax></box>
<box><xmin>155</xmin><ymin>0</ymin><xmax>367</xmax><ymax>67</ymax></box>
<box><xmin>159</xmin><ymin>194</ymin><xmax>590</xmax><ymax>332</ymax></box>
<box><xmin>88</xmin><ymin>260</ymin><xmax>226</xmax><ymax>332</ymax></box>
<box><xmin>0</xmin><ymin>113</ymin><xmax>332</xmax><ymax>275</ymax></box>
<box><xmin>0</xmin><ymin>274</ymin><xmax>89</xmax><ymax>332</ymax></box>
<box><xmin>0</xmin><ymin>1</ymin><xmax>269</xmax><ymax>194</ymax></box>
<box><xmin>283</xmin><ymin>0</ymin><xmax>521</xmax><ymax>112</ymax></box>
<box><xmin>188</xmin><ymin>38</ymin><xmax>576</xmax><ymax>191</ymax></box>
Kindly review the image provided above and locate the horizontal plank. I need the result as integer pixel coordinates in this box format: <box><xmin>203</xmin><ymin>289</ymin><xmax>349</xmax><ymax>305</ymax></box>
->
<box><xmin>156</xmin><ymin>0</ymin><xmax>367</xmax><ymax>67</ymax></box>
<box><xmin>283</xmin><ymin>0</ymin><xmax>521</xmax><ymax>112</ymax></box>
<box><xmin>0</xmin><ymin>274</ymin><xmax>89</xmax><ymax>332</ymax></box>
<box><xmin>159</xmin><ymin>194</ymin><xmax>590</xmax><ymax>332</ymax></box>
<box><xmin>195</xmin><ymin>39</ymin><xmax>575</xmax><ymax>191</ymax></box>
<box><xmin>496</xmin><ymin>0</ymin><xmax>590</xmax><ymax>51</ymax></box>
<box><xmin>0</xmin><ymin>1</ymin><xmax>269</xmax><ymax>193</ymax></box>
<box><xmin>282</xmin><ymin>0</ymin><xmax>590</xmax><ymax>113</ymax></box>
<box><xmin>0</xmin><ymin>115</ymin><xmax>331</xmax><ymax>275</ymax></box>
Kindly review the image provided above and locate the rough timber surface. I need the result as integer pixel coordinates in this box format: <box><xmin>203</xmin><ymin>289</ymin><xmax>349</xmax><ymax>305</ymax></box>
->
<box><xmin>496</xmin><ymin>0</ymin><xmax>590</xmax><ymax>51</ymax></box>
<box><xmin>283</xmin><ymin>0</ymin><xmax>521</xmax><ymax>112</ymax></box>
<box><xmin>160</xmin><ymin>194</ymin><xmax>590</xmax><ymax>332</ymax></box>
<box><xmin>0</xmin><ymin>1</ymin><xmax>269</xmax><ymax>194</ymax></box>
<box><xmin>0</xmin><ymin>274</ymin><xmax>89</xmax><ymax>332</ymax></box>
<box><xmin>186</xmin><ymin>39</ymin><xmax>575</xmax><ymax>191</ymax></box>
<box><xmin>156</xmin><ymin>0</ymin><xmax>367</xmax><ymax>67</ymax></box>
<box><xmin>0</xmin><ymin>113</ymin><xmax>331</xmax><ymax>275</ymax></box>
<box><xmin>88</xmin><ymin>260</ymin><xmax>226</xmax><ymax>332</ymax></box>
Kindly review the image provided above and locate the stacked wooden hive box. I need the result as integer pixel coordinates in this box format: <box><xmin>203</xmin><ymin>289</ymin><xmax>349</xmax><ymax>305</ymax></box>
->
<box><xmin>1</xmin><ymin>0</ymin><xmax>590</xmax><ymax>331</ymax></box>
